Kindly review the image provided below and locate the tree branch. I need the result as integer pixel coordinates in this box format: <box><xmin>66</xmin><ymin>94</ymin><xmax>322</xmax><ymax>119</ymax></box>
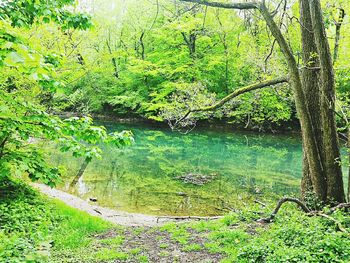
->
<box><xmin>180</xmin><ymin>0</ymin><xmax>259</xmax><ymax>10</ymax></box>
<box><xmin>193</xmin><ymin>76</ymin><xmax>288</xmax><ymax>112</ymax></box>
<box><xmin>175</xmin><ymin>76</ymin><xmax>288</xmax><ymax>125</ymax></box>
<box><xmin>258</xmin><ymin>197</ymin><xmax>311</xmax><ymax>223</ymax></box>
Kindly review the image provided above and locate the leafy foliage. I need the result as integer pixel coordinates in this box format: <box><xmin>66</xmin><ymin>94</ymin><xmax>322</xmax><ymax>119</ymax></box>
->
<box><xmin>0</xmin><ymin>0</ymin><xmax>133</xmax><ymax>186</ymax></box>
<box><xmin>0</xmin><ymin>178</ymin><xmax>111</xmax><ymax>262</ymax></box>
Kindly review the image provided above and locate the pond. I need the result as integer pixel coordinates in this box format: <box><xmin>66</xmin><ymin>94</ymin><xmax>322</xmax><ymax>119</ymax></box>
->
<box><xmin>49</xmin><ymin>122</ymin><xmax>314</xmax><ymax>216</ymax></box>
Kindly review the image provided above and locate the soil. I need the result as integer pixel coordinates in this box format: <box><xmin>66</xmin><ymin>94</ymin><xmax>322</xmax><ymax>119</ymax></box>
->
<box><xmin>34</xmin><ymin>183</ymin><xmax>226</xmax><ymax>262</ymax></box>
<box><xmin>94</xmin><ymin>227</ymin><xmax>223</xmax><ymax>263</ymax></box>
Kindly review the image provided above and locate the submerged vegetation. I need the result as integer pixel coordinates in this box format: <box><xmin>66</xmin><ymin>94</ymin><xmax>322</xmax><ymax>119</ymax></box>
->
<box><xmin>54</xmin><ymin>123</ymin><xmax>302</xmax><ymax>216</ymax></box>
<box><xmin>1</xmin><ymin>0</ymin><xmax>350</xmax><ymax>262</ymax></box>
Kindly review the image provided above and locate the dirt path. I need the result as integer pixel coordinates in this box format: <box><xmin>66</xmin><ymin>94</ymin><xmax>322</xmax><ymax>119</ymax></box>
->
<box><xmin>33</xmin><ymin>183</ymin><xmax>174</xmax><ymax>227</ymax></box>
<box><xmin>34</xmin><ymin>184</ymin><xmax>226</xmax><ymax>262</ymax></box>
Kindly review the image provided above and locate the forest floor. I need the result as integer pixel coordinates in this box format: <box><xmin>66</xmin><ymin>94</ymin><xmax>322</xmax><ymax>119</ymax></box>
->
<box><xmin>2</xmin><ymin>179</ymin><xmax>350</xmax><ymax>263</ymax></box>
<box><xmin>34</xmin><ymin>183</ymin><xmax>226</xmax><ymax>262</ymax></box>
<box><xmin>69</xmin><ymin>226</ymin><xmax>225</xmax><ymax>263</ymax></box>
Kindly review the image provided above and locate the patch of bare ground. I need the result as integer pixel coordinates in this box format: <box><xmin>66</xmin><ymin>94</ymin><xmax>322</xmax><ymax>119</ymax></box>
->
<box><xmin>94</xmin><ymin>227</ymin><xmax>223</xmax><ymax>263</ymax></box>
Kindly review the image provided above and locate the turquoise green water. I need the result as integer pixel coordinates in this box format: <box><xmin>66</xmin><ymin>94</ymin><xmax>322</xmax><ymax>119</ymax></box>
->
<box><xmin>51</xmin><ymin>122</ymin><xmax>310</xmax><ymax>216</ymax></box>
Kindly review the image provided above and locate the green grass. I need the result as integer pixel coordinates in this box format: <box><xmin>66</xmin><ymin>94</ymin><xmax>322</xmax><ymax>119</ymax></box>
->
<box><xmin>159</xmin><ymin>243</ymin><xmax>169</xmax><ymax>249</ymax></box>
<box><xmin>0</xmin><ymin>178</ymin><xmax>111</xmax><ymax>262</ymax></box>
<box><xmin>2</xmin><ymin>177</ymin><xmax>350</xmax><ymax>263</ymax></box>
<box><xmin>188</xmin><ymin>207</ymin><xmax>350</xmax><ymax>262</ymax></box>
<box><xmin>51</xmin><ymin>200</ymin><xmax>111</xmax><ymax>249</ymax></box>
<box><xmin>100</xmin><ymin>235</ymin><xmax>125</xmax><ymax>248</ymax></box>
<box><xmin>137</xmin><ymin>255</ymin><xmax>149</xmax><ymax>262</ymax></box>
<box><xmin>160</xmin><ymin>223</ymin><xmax>190</xmax><ymax>245</ymax></box>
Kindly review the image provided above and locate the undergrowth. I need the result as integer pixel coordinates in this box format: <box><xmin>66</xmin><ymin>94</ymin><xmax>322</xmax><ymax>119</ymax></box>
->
<box><xmin>0</xmin><ymin>178</ymin><xmax>110</xmax><ymax>262</ymax></box>
<box><xmin>1</xmin><ymin>178</ymin><xmax>350</xmax><ymax>262</ymax></box>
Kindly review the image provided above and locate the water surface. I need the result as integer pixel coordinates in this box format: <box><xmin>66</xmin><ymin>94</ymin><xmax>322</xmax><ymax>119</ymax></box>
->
<box><xmin>52</xmin><ymin>122</ymin><xmax>305</xmax><ymax>216</ymax></box>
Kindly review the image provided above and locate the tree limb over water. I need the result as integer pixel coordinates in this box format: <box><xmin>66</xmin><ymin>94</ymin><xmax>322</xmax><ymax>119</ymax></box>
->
<box><xmin>172</xmin><ymin>76</ymin><xmax>289</xmax><ymax>129</ymax></box>
<box><xmin>180</xmin><ymin>0</ymin><xmax>259</xmax><ymax>10</ymax></box>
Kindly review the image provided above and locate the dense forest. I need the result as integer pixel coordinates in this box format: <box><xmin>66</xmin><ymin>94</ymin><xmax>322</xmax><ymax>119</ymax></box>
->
<box><xmin>1</xmin><ymin>0</ymin><xmax>350</xmax><ymax>262</ymax></box>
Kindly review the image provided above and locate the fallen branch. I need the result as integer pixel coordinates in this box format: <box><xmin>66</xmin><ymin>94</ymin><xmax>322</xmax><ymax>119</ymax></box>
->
<box><xmin>254</xmin><ymin>199</ymin><xmax>267</xmax><ymax>207</ymax></box>
<box><xmin>257</xmin><ymin>197</ymin><xmax>310</xmax><ymax>223</ymax></box>
<box><xmin>315</xmin><ymin>212</ymin><xmax>348</xmax><ymax>234</ymax></box>
<box><xmin>156</xmin><ymin>215</ymin><xmax>223</xmax><ymax>223</ymax></box>
<box><xmin>258</xmin><ymin>198</ymin><xmax>350</xmax><ymax>234</ymax></box>
<box><xmin>180</xmin><ymin>0</ymin><xmax>259</xmax><ymax>10</ymax></box>
<box><xmin>329</xmin><ymin>203</ymin><xmax>350</xmax><ymax>213</ymax></box>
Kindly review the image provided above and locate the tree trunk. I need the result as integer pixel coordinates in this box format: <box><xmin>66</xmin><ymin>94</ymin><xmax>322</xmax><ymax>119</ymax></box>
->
<box><xmin>301</xmin><ymin>147</ymin><xmax>313</xmax><ymax>195</ymax></box>
<box><xmin>106</xmin><ymin>29</ymin><xmax>119</xmax><ymax>78</ymax></box>
<box><xmin>181</xmin><ymin>31</ymin><xmax>196</xmax><ymax>58</ymax></box>
<box><xmin>139</xmin><ymin>32</ymin><xmax>145</xmax><ymax>60</ymax></box>
<box><xmin>299</xmin><ymin>0</ymin><xmax>324</xmax><ymax>199</ymax></box>
<box><xmin>260</xmin><ymin>2</ymin><xmax>327</xmax><ymax>201</ymax></box>
<box><xmin>309</xmin><ymin>0</ymin><xmax>345</xmax><ymax>202</ymax></box>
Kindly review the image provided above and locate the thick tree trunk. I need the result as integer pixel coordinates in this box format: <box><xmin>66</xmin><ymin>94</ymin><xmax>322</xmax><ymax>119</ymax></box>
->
<box><xmin>309</xmin><ymin>0</ymin><xmax>345</xmax><ymax>202</ymax></box>
<box><xmin>259</xmin><ymin>3</ymin><xmax>327</xmax><ymax>201</ymax></box>
<box><xmin>299</xmin><ymin>0</ymin><xmax>324</xmax><ymax>198</ymax></box>
<box><xmin>301</xmin><ymin>147</ymin><xmax>313</xmax><ymax>195</ymax></box>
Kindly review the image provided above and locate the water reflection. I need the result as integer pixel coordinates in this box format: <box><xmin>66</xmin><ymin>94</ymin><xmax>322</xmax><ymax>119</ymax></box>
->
<box><xmin>51</xmin><ymin>122</ymin><xmax>304</xmax><ymax>216</ymax></box>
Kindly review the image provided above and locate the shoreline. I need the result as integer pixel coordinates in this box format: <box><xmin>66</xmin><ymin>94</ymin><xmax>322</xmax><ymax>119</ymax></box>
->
<box><xmin>32</xmin><ymin>183</ymin><xmax>222</xmax><ymax>227</ymax></box>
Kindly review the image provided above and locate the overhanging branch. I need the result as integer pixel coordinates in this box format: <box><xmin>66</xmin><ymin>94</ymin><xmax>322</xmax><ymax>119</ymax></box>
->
<box><xmin>180</xmin><ymin>0</ymin><xmax>259</xmax><ymax>10</ymax></box>
<box><xmin>175</xmin><ymin>76</ymin><xmax>289</xmax><ymax>125</ymax></box>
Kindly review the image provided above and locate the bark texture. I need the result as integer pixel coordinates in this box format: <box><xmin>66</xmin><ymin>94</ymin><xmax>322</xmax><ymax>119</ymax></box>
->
<box><xmin>309</xmin><ymin>0</ymin><xmax>345</xmax><ymax>202</ymax></box>
<box><xmin>299</xmin><ymin>0</ymin><xmax>324</xmax><ymax>198</ymax></box>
